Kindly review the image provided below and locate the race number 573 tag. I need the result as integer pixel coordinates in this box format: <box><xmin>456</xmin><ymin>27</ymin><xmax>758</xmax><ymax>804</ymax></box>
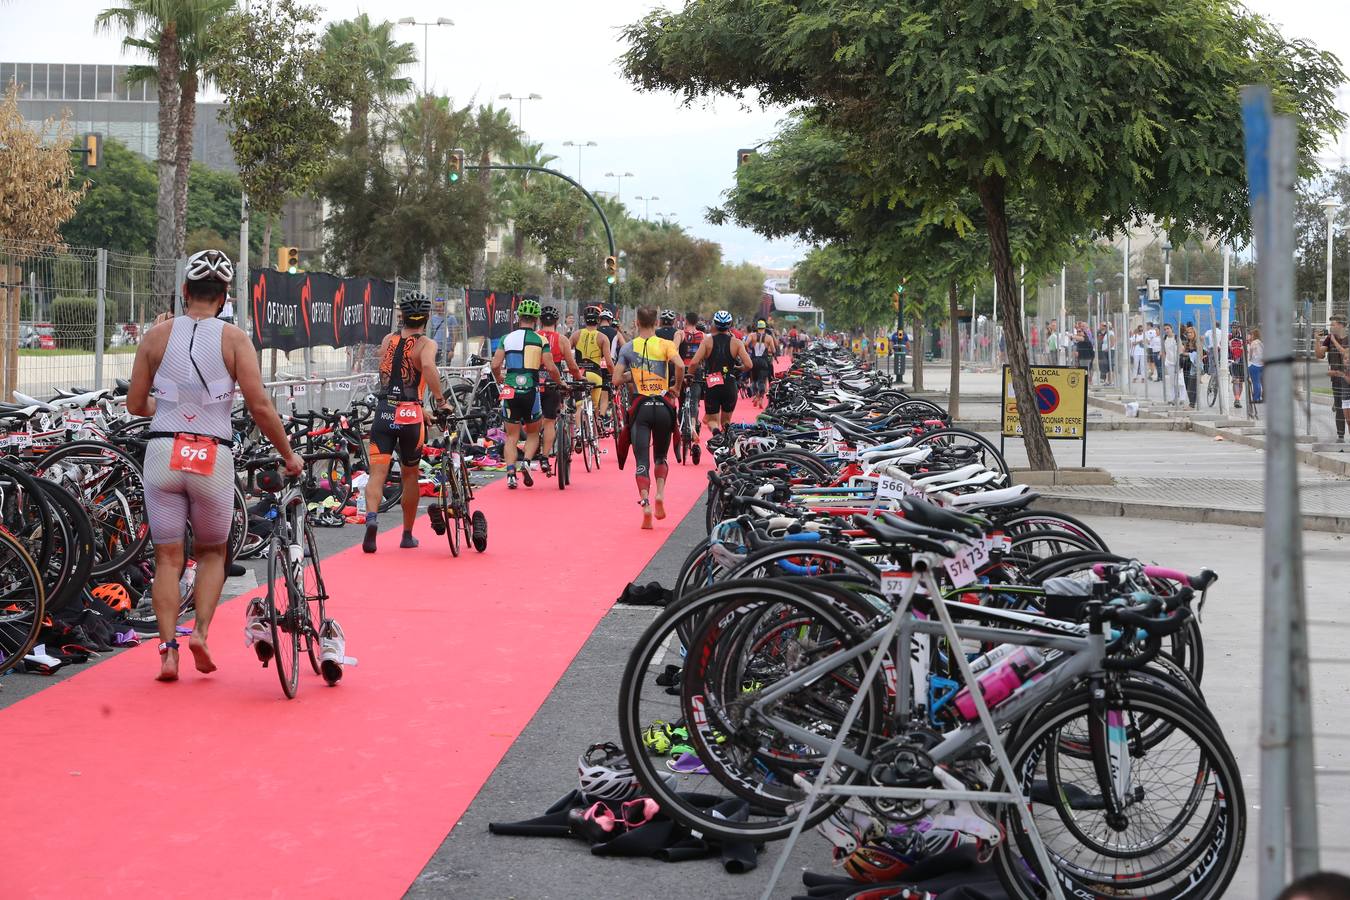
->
<box><xmin>879</xmin><ymin>569</ymin><xmax>909</xmax><ymax>597</ymax></box>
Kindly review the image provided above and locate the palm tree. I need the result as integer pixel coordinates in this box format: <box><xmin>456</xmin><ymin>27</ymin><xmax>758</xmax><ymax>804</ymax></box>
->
<box><xmin>502</xmin><ymin>140</ymin><xmax>557</xmax><ymax>260</ymax></box>
<box><xmin>123</xmin><ymin>0</ymin><xmax>233</xmax><ymax>258</ymax></box>
<box><xmin>465</xmin><ymin>104</ymin><xmax>521</xmax><ymax>287</ymax></box>
<box><xmin>96</xmin><ymin>0</ymin><xmax>182</xmax><ymax>304</ymax></box>
<box><xmin>322</xmin><ymin>15</ymin><xmax>416</xmax><ymax>142</ymax></box>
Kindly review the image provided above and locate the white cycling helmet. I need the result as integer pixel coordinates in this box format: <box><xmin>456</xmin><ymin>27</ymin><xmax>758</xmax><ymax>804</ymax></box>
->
<box><xmin>185</xmin><ymin>249</ymin><xmax>235</xmax><ymax>285</ymax></box>
<box><xmin>578</xmin><ymin>742</ymin><xmax>639</xmax><ymax>802</ymax></box>
<box><xmin>712</xmin><ymin>310</ymin><xmax>733</xmax><ymax>329</ymax></box>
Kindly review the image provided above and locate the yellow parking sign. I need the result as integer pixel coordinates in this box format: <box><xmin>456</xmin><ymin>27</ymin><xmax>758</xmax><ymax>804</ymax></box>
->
<box><xmin>875</xmin><ymin>336</ymin><xmax>890</xmax><ymax>357</ymax></box>
<box><xmin>851</xmin><ymin>338</ymin><xmax>862</xmax><ymax>355</ymax></box>
<box><xmin>1001</xmin><ymin>365</ymin><xmax>1089</xmax><ymax>464</ymax></box>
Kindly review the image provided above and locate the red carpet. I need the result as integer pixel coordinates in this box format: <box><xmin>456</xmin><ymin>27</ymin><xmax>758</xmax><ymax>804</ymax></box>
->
<box><xmin>0</xmin><ymin>424</ymin><xmax>719</xmax><ymax>898</ymax></box>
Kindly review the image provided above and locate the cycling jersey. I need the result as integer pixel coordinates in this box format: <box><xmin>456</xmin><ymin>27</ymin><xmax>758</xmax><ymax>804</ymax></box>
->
<box><xmin>539</xmin><ymin>329</ymin><xmax>568</xmax><ymax>383</ymax></box>
<box><xmin>599</xmin><ymin>324</ymin><xmax>622</xmax><ymax>362</ymax></box>
<box><xmin>704</xmin><ymin>332</ymin><xmax>736</xmax><ymax>374</ymax></box>
<box><xmin>379</xmin><ymin>334</ymin><xmax>425</xmax><ymax>401</ymax></box>
<box><xmin>501</xmin><ymin>327</ymin><xmax>549</xmax><ymax>393</ymax></box>
<box><xmin>370</xmin><ymin>333</ymin><xmax>428</xmax><ymax>464</ymax></box>
<box><xmin>574</xmin><ymin>327</ymin><xmax>606</xmax><ymax>368</ymax></box>
<box><xmin>680</xmin><ymin>326</ymin><xmax>704</xmax><ymax>362</ymax></box>
<box><xmin>618</xmin><ymin>336</ymin><xmax>679</xmax><ymax>396</ymax></box>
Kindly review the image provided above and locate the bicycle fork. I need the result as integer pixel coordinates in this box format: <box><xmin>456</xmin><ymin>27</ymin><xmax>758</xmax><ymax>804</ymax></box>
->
<box><xmin>1087</xmin><ymin>675</ymin><xmax>1137</xmax><ymax>831</ymax></box>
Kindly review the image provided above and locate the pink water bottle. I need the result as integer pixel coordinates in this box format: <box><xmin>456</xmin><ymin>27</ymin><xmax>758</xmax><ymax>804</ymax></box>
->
<box><xmin>953</xmin><ymin>647</ymin><xmax>1045</xmax><ymax>721</ymax></box>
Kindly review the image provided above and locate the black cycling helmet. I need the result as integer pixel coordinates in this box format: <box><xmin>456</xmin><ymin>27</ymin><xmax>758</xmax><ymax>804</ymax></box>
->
<box><xmin>659</xmin><ymin>309</ymin><xmax>678</xmax><ymax>325</ymax></box>
<box><xmin>400</xmin><ymin>291</ymin><xmax>431</xmax><ymax>323</ymax></box>
<box><xmin>583</xmin><ymin>305</ymin><xmax>601</xmax><ymax>325</ymax></box>
<box><xmin>540</xmin><ymin>304</ymin><xmax>560</xmax><ymax>324</ymax></box>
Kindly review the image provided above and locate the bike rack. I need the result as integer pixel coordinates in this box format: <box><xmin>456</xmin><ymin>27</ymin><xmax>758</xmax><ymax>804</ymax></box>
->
<box><xmin>757</xmin><ymin>558</ymin><xmax>1067</xmax><ymax>900</ymax></box>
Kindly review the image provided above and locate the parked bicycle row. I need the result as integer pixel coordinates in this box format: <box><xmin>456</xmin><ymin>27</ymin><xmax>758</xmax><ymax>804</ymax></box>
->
<box><xmin>521</xmin><ymin>341</ymin><xmax>1238</xmax><ymax>899</ymax></box>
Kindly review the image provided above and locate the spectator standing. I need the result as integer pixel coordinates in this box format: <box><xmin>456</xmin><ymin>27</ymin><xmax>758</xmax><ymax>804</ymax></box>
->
<box><xmin>1147</xmin><ymin>322</ymin><xmax>1163</xmax><ymax>381</ymax></box>
<box><xmin>1096</xmin><ymin>322</ymin><xmax>1112</xmax><ymax>386</ymax></box>
<box><xmin>1247</xmin><ymin>328</ymin><xmax>1264</xmax><ymax>403</ymax></box>
<box><xmin>1315</xmin><ymin>314</ymin><xmax>1350</xmax><ymax>442</ymax></box>
<box><xmin>1130</xmin><ymin>325</ymin><xmax>1146</xmax><ymax>381</ymax></box>
<box><xmin>1075</xmin><ymin>322</ymin><xmax>1095</xmax><ymax>384</ymax></box>
<box><xmin>1162</xmin><ymin>324</ymin><xmax>1181</xmax><ymax>404</ymax></box>
<box><xmin>429</xmin><ymin>302</ymin><xmax>458</xmax><ymax>365</ymax></box>
<box><xmin>1228</xmin><ymin>325</ymin><xmax>1246</xmax><ymax>409</ymax></box>
<box><xmin>1045</xmin><ymin>321</ymin><xmax>1058</xmax><ymax>366</ymax></box>
<box><xmin>1180</xmin><ymin>323</ymin><xmax>1200</xmax><ymax>408</ymax></box>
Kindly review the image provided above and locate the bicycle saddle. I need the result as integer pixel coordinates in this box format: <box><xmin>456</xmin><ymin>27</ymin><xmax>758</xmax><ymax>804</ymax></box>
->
<box><xmin>912</xmin><ymin>464</ymin><xmax>987</xmax><ymax>486</ymax></box>
<box><xmin>854</xmin><ymin>512</ymin><xmax>956</xmax><ymax>557</ymax></box>
<box><xmin>944</xmin><ymin>485</ymin><xmax>1038</xmax><ymax>511</ymax></box>
<box><xmin>897</xmin><ymin>497</ymin><xmax>990</xmax><ymax>539</ymax></box>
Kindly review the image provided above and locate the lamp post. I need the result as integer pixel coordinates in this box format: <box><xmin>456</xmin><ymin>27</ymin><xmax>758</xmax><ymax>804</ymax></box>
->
<box><xmin>498</xmin><ymin>92</ymin><xmax>542</xmax><ymax>134</ymax></box>
<box><xmin>562</xmin><ymin>140</ymin><xmax>597</xmax><ymax>183</ymax></box>
<box><xmin>396</xmin><ymin>17</ymin><xmax>454</xmax><ymax>95</ymax></box>
<box><xmin>604</xmin><ymin>171</ymin><xmax>635</xmax><ymax>201</ymax></box>
<box><xmin>1094</xmin><ymin>277</ymin><xmax>1104</xmax><ymax>331</ymax></box>
<box><xmin>1322</xmin><ymin>198</ymin><xmax>1341</xmax><ymax>328</ymax></box>
<box><xmin>634</xmin><ymin>195</ymin><xmax>659</xmax><ymax>220</ymax></box>
<box><xmin>1161</xmin><ymin>239</ymin><xmax>1173</xmax><ymax>285</ymax></box>
<box><xmin>656</xmin><ymin>212</ymin><xmax>678</xmax><ymax>225</ymax></box>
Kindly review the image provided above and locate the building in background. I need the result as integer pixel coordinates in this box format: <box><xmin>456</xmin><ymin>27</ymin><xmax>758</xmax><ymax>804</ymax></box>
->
<box><xmin>4</xmin><ymin>60</ymin><xmax>322</xmax><ymax>259</ymax></box>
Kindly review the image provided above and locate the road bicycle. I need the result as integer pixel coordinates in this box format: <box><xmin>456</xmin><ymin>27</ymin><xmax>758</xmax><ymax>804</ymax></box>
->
<box><xmin>673</xmin><ymin>376</ymin><xmax>702</xmax><ymax>465</ymax></box>
<box><xmin>575</xmin><ymin>377</ymin><xmax>604</xmax><ymax>473</ymax></box>
<box><xmin>245</xmin><ymin>451</ymin><xmax>346</xmax><ymax>698</ymax></box>
<box><xmin>427</xmin><ymin>411</ymin><xmax>487</xmax><ymax>557</ymax></box>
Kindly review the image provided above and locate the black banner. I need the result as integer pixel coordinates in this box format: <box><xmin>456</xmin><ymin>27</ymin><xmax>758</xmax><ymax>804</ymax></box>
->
<box><xmin>464</xmin><ymin>291</ymin><xmax>546</xmax><ymax>341</ymax></box>
<box><xmin>250</xmin><ymin>268</ymin><xmax>396</xmax><ymax>351</ymax></box>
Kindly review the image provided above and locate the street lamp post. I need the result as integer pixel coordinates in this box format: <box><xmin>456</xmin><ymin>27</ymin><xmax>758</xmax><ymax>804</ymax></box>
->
<box><xmin>1161</xmin><ymin>239</ymin><xmax>1173</xmax><ymax>285</ymax></box>
<box><xmin>562</xmin><ymin>140</ymin><xmax>597</xmax><ymax>183</ymax></box>
<box><xmin>1322</xmin><ymin>198</ymin><xmax>1341</xmax><ymax>328</ymax></box>
<box><xmin>499</xmin><ymin>92</ymin><xmax>542</xmax><ymax>134</ymax></box>
<box><xmin>396</xmin><ymin>17</ymin><xmax>454</xmax><ymax>95</ymax></box>
<box><xmin>604</xmin><ymin>171</ymin><xmax>635</xmax><ymax>201</ymax></box>
<box><xmin>634</xmin><ymin>195</ymin><xmax>659</xmax><ymax>220</ymax></box>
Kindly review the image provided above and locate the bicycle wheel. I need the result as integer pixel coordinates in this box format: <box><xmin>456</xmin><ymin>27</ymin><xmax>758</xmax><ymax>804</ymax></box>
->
<box><xmin>994</xmin><ymin>682</ymin><xmax>1245</xmax><ymax>900</ymax></box>
<box><xmin>555</xmin><ymin>415</ymin><xmax>571</xmax><ymax>490</ymax></box>
<box><xmin>34</xmin><ymin>440</ymin><xmax>149</xmax><ymax>576</ymax></box>
<box><xmin>441</xmin><ymin>458</ymin><xmax>462</xmax><ymax>558</ymax></box>
<box><xmin>1206</xmin><ymin>372</ymin><xmax>1219</xmax><ymax>407</ymax></box>
<box><xmin>0</xmin><ymin>459</ymin><xmax>55</xmax><ymax>586</ymax></box>
<box><xmin>912</xmin><ymin>428</ymin><xmax>1009</xmax><ymax>479</ymax></box>
<box><xmin>581</xmin><ymin>414</ymin><xmax>595</xmax><ymax>472</ymax></box>
<box><xmin>267</xmin><ymin>528</ymin><xmax>301</xmax><ymax>699</ymax></box>
<box><xmin>1008</xmin><ymin>529</ymin><xmax>1101</xmax><ymax>561</ymax></box>
<box><xmin>0</xmin><ymin>528</ymin><xmax>46</xmax><ymax>675</ymax></box>
<box><xmin>1000</xmin><ymin>511</ymin><xmax>1110</xmax><ymax>552</ymax></box>
<box><xmin>299</xmin><ymin>519</ymin><xmax>328</xmax><ymax>676</ymax></box>
<box><xmin>34</xmin><ymin>479</ymin><xmax>95</xmax><ymax>615</ymax></box>
<box><xmin>378</xmin><ymin>459</ymin><xmax>403</xmax><ymax>512</ymax></box>
<box><xmin>617</xmin><ymin>580</ymin><xmax>882</xmax><ymax>844</ymax></box>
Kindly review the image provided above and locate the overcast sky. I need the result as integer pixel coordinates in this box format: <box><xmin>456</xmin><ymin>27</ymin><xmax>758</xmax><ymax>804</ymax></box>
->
<box><xmin>2</xmin><ymin>0</ymin><xmax>1348</xmax><ymax>269</ymax></box>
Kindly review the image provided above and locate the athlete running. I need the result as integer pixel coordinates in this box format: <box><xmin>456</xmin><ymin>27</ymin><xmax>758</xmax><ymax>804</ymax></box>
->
<box><xmin>492</xmin><ymin>299</ymin><xmax>562</xmax><ymax>489</ymax></box>
<box><xmin>127</xmin><ymin>249</ymin><xmax>302</xmax><ymax>682</ymax></box>
<box><xmin>688</xmin><ymin>309</ymin><xmax>752</xmax><ymax>441</ymax></box>
<box><xmin>612</xmin><ymin>307</ymin><xmax>685</xmax><ymax>529</ymax></box>
<box><xmin>538</xmin><ymin>304</ymin><xmax>581</xmax><ymax>475</ymax></box>
<box><xmin>363</xmin><ymin>292</ymin><xmax>452</xmax><ymax>553</ymax></box>
<box><xmin>746</xmin><ymin>318</ymin><xmax>778</xmax><ymax>407</ymax></box>
<box><xmin>571</xmin><ymin>305</ymin><xmax>614</xmax><ymax>428</ymax></box>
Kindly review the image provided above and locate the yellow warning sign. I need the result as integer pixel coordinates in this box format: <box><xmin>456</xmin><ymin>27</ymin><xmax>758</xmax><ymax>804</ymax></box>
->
<box><xmin>875</xmin><ymin>336</ymin><xmax>890</xmax><ymax>357</ymax></box>
<box><xmin>851</xmin><ymin>338</ymin><xmax>862</xmax><ymax>355</ymax></box>
<box><xmin>1001</xmin><ymin>366</ymin><xmax>1088</xmax><ymax>439</ymax></box>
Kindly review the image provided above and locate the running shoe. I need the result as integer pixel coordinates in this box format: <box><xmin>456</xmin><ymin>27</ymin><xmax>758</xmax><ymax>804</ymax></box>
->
<box><xmin>507</xmin><ymin>470</ymin><xmax>518</xmax><ymax>490</ymax></box>
<box><xmin>244</xmin><ymin>598</ymin><xmax>273</xmax><ymax>663</ymax></box>
<box><xmin>427</xmin><ymin>504</ymin><xmax>447</xmax><ymax>535</ymax></box>
<box><xmin>522</xmin><ymin>464</ymin><xmax>534</xmax><ymax>488</ymax></box>
<box><xmin>667</xmin><ymin>752</ymin><xmax>708</xmax><ymax>775</ymax></box>
<box><xmin>540</xmin><ymin>456</ymin><xmax>552</xmax><ymax>477</ymax></box>
<box><xmin>319</xmin><ymin>619</ymin><xmax>347</xmax><ymax>685</ymax></box>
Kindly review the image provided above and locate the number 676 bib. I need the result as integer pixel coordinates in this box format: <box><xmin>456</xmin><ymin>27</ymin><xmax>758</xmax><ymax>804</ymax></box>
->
<box><xmin>170</xmin><ymin>434</ymin><xmax>217</xmax><ymax>475</ymax></box>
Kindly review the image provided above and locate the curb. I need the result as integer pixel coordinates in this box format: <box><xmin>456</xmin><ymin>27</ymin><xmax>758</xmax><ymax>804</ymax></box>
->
<box><xmin>1034</xmin><ymin>494</ymin><xmax>1350</xmax><ymax>534</ymax></box>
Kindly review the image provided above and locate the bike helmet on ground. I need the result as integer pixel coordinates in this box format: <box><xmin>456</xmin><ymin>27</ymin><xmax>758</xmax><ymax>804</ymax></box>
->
<box><xmin>540</xmin><ymin>304</ymin><xmax>560</xmax><ymax>323</ymax></box>
<box><xmin>185</xmin><ymin>249</ymin><xmax>234</xmax><ymax>284</ymax></box>
<box><xmin>583</xmin><ymin>305</ymin><xmax>601</xmax><ymax>325</ymax></box>
<box><xmin>659</xmin><ymin>309</ymin><xmax>678</xmax><ymax>324</ymax></box>
<box><xmin>90</xmin><ymin>581</ymin><xmax>133</xmax><ymax>613</ymax></box>
<box><xmin>712</xmin><ymin>310</ymin><xmax>733</xmax><ymax>329</ymax></box>
<box><xmin>399</xmin><ymin>291</ymin><xmax>432</xmax><ymax>321</ymax></box>
<box><xmin>516</xmin><ymin>298</ymin><xmax>542</xmax><ymax>319</ymax></box>
<box><xmin>578</xmin><ymin>742</ymin><xmax>639</xmax><ymax>802</ymax></box>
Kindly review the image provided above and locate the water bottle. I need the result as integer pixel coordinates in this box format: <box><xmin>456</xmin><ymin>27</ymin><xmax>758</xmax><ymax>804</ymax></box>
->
<box><xmin>952</xmin><ymin>647</ymin><xmax>1045</xmax><ymax>721</ymax></box>
<box><xmin>355</xmin><ymin>489</ymin><xmax>366</xmax><ymax>517</ymax></box>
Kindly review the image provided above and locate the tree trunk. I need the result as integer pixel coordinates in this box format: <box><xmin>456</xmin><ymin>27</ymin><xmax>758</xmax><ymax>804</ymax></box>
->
<box><xmin>172</xmin><ymin>70</ymin><xmax>197</xmax><ymax>259</ymax></box>
<box><xmin>260</xmin><ymin>216</ymin><xmax>273</xmax><ymax>270</ymax></box>
<box><xmin>947</xmin><ymin>281</ymin><xmax>960</xmax><ymax>420</ymax></box>
<box><xmin>977</xmin><ymin>174</ymin><xmax>1056</xmax><ymax>470</ymax></box>
<box><xmin>153</xmin><ymin>25</ymin><xmax>181</xmax><ymax>312</ymax></box>
<box><xmin>351</xmin><ymin>97</ymin><xmax>369</xmax><ymax>144</ymax></box>
<box><xmin>513</xmin><ymin>228</ymin><xmax>526</xmax><ymax>259</ymax></box>
<box><xmin>912</xmin><ymin>316</ymin><xmax>924</xmax><ymax>391</ymax></box>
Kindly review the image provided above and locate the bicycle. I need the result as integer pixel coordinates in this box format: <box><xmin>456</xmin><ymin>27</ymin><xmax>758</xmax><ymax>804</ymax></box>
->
<box><xmin>674</xmin><ymin>376</ymin><xmax>702</xmax><ymax>465</ymax></box>
<box><xmin>552</xmin><ymin>384</ymin><xmax>583</xmax><ymax>490</ymax></box>
<box><xmin>427</xmin><ymin>411</ymin><xmax>487</xmax><ymax>557</ymax></box>
<box><xmin>575</xmin><ymin>377</ymin><xmax>604</xmax><ymax>473</ymax></box>
<box><xmin>245</xmin><ymin>451</ymin><xmax>346</xmax><ymax>698</ymax></box>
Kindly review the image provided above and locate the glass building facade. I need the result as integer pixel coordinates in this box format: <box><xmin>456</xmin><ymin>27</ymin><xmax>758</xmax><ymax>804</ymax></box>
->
<box><xmin>3</xmin><ymin>61</ymin><xmax>236</xmax><ymax>172</ymax></box>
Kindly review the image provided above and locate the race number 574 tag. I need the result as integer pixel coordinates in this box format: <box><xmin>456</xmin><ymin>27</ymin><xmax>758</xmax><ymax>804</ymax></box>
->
<box><xmin>943</xmin><ymin>541</ymin><xmax>989</xmax><ymax>588</ymax></box>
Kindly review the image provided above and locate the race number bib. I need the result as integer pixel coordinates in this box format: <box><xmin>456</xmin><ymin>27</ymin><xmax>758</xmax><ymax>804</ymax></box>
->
<box><xmin>169</xmin><ymin>434</ymin><xmax>217</xmax><ymax>476</ymax></box>
<box><xmin>394</xmin><ymin>402</ymin><xmax>424</xmax><ymax>426</ymax></box>
<box><xmin>705</xmin><ymin>372</ymin><xmax>725</xmax><ymax>387</ymax></box>
<box><xmin>498</xmin><ymin>385</ymin><xmax>516</xmax><ymax>400</ymax></box>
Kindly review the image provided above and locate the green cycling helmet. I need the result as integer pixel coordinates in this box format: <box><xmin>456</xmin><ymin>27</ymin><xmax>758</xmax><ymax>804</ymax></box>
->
<box><xmin>516</xmin><ymin>298</ymin><xmax>542</xmax><ymax>318</ymax></box>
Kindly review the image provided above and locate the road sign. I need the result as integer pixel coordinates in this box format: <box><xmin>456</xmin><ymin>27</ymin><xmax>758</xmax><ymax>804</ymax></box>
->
<box><xmin>876</xmin><ymin>336</ymin><xmax>890</xmax><ymax>357</ymax></box>
<box><xmin>1001</xmin><ymin>365</ymin><xmax>1089</xmax><ymax>465</ymax></box>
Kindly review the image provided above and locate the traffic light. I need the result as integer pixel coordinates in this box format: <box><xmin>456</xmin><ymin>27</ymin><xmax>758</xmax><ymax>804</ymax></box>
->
<box><xmin>277</xmin><ymin>246</ymin><xmax>299</xmax><ymax>274</ymax></box>
<box><xmin>83</xmin><ymin>132</ymin><xmax>102</xmax><ymax>169</ymax></box>
<box><xmin>604</xmin><ymin>256</ymin><xmax>619</xmax><ymax>285</ymax></box>
<box><xmin>736</xmin><ymin>148</ymin><xmax>756</xmax><ymax>167</ymax></box>
<box><xmin>449</xmin><ymin>148</ymin><xmax>465</xmax><ymax>183</ymax></box>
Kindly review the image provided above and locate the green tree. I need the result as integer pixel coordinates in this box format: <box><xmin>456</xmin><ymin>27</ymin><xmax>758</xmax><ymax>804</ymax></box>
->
<box><xmin>60</xmin><ymin>136</ymin><xmax>156</xmax><ymax>253</ymax></box>
<box><xmin>623</xmin><ymin>0</ymin><xmax>1345</xmax><ymax>469</ymax></box>
<box><xmin>213</xmin><ymin>0</ymin><xmax>344</xmax><ymax>269</ymax></box>
<box><xmin>465</xmin><ymin>104</ymin><xmax>522</xmax><ymax>288</ymax></box>
<box><xmin>321</xmin><ymin>14</ymin><xmax>416</xmax><ymax>141</ymax></box>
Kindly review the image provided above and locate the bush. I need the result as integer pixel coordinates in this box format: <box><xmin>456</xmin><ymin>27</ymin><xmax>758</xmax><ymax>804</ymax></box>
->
<box><xmin>50</xmin><ymin>297</ymin><xmax>109</xmax><ymax>351</ymax></box>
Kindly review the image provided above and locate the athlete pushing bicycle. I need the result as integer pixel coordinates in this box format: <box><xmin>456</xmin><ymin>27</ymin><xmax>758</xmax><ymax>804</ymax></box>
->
<box><xmin>127</xmin><ymin>250</ymin><xmax>303</xmax><ymax>682</ymax></box>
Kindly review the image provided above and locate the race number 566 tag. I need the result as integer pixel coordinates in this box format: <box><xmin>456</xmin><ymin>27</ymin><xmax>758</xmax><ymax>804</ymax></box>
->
<box><xmin>876</xmin><ymin>476</ymin><xmax>921</xmax><ymax>504</ymax></box>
